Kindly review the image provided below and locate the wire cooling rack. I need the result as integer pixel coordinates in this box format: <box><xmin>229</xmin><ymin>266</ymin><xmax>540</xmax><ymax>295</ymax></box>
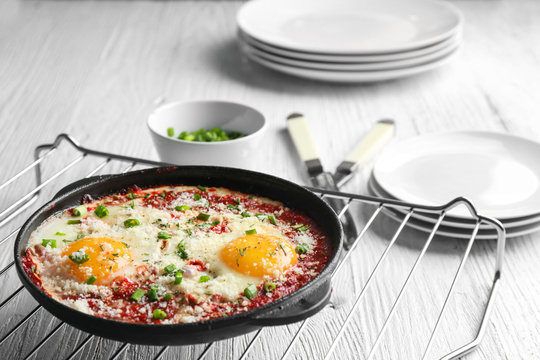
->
<box><xmin>0</xmin><ymin>134</ymin><xmax>505</xmax><ymax>360</ymax></box>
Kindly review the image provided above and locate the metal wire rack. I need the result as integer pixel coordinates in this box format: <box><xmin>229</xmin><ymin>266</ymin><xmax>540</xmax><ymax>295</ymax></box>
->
<box><xmin>0</xmin><ymin>134</ymin><xmax>505</xmax><ymax>360</ymax></box>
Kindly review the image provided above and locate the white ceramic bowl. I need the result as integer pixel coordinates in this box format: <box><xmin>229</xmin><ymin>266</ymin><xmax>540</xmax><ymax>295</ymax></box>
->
<box><xmin>147</xmin><ymin>100</ymin><xmax>267</xmax><ymax>169</ymax></box>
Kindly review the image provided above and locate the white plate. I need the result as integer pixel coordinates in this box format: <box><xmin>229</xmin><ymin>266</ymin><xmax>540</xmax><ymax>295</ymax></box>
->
<box><xmin>373</xmin><ymin>131</ymin><xmax>540</xmax><ymax>219</ymax></box>
<box><xmin>243</xmin><ymin>46</ymin><xmax>458</xmax><ymax>83</ymax></box>
<box><xmin>369</xmin><ymin>176</ymin><xmax>540</xmax><ymax>229</ymax></box>
<box><xmin>239</xmin><ymin>29</ymin><xmax>460</xmax><ymax>63</ymax></box>
<box><xmin>239</xmin><ymin>36</ymin><xmax>461</xmax><ymax>71</ymax></box>
<box><xmin>237</xmin><ymin>0</ymin><xmax>463</xmax><ymax>54</ymax></box>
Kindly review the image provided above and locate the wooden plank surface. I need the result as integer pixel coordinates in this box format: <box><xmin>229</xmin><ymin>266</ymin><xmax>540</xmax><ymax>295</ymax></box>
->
<box><xmin>0</xmin><ymin>0</ymin><xmax>539</xmax><ymax>359</ymax></box>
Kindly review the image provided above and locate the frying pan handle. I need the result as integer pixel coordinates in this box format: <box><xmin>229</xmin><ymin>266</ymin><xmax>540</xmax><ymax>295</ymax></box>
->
<box><xmin>53</xmin><ymin>174</ymin><xmax>115</xmax><ymax>200</ymax></box>
<box><xmin>249</xmin><ymin>280</ymin><xmax>332</xmax><ymax>326</ymax></box>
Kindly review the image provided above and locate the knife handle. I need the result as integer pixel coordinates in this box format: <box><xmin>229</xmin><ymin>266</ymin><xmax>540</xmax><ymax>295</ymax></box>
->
<box><xmin>336</xmin><ymin>119</ymin><xmax>395</xmax><ymax>181</ymax></box>
<box><xmin>287</xmin><ymin>113</ymin><xmax>323</xmax><ymax>177</ymax></box>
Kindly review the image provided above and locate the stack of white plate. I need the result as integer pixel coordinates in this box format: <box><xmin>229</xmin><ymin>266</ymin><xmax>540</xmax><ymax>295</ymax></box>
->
<box><xmin>237</xmin><ymin>0</ymin><xmax>464</xmax><ymax>83</ymax></box>
<box><xmin>369</xmin><ymin>131</ymin><xmax>540</xmax><ymax>239</ymax></box>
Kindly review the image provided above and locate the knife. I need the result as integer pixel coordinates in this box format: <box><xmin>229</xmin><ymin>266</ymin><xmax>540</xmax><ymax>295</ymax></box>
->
<box><xmin>287</xmin><ymin>113</ymin><xmax>395</xmax><ymax>248</ymax></box>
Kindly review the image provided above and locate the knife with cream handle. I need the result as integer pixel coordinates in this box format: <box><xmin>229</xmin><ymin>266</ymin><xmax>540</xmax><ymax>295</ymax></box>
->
<box><xmin>287</xmin><ymin>114</ymin><xmax>395</xmax><ymax>248</ymax></box>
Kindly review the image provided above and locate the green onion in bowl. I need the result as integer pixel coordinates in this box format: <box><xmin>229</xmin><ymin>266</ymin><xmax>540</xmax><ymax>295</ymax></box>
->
<box><xmin>167</xmin><ymin>127</ymin><xmax>244</xmax><ymax>142</ymax></box>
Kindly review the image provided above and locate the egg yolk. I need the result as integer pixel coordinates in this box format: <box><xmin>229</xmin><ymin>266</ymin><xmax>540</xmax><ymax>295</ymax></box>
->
<box><xmin>62</xmin><ymin>237</ymin><xmax>130</xmax><ymax>285</ymax></box>
<box><xmin>220</xmin><ymin>234</ymin><xmax>297</xmax><ymax>278</ymax></box>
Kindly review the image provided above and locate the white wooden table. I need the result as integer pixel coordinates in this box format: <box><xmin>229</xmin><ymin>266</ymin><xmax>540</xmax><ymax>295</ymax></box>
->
<box><xmin>0</xmin><ymin>0</ymin><xmax>539</xmax><ymax>359</ymax></box>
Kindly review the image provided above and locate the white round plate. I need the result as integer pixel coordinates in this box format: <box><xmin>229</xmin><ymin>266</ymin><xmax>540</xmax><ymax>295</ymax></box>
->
<box><xmin>239</xmin><ymin>29</ymin><xmax>460</xmax><ymax>63</ymax></box>
<box><xmin>373</xmin><ymin>131</ymin><xmax>540</xmax><ymax>219</ymax></box>
<box><xmin>240</xmin><ymin>36</ymin><xmax>460</xmax><ymax>71</ymax></box>
<box><xmin>376</xmin><ymin>203</ymin><xmax>540</xmax><ymax>240</ymax></box>
<box><xmin>237</xmin><ymin>0</ymin><xmax>463</xmax><ymax>54</ymax></box>
<box><xmin>243</xmin><ymin>46</ymin><xmax>458</xmax><ymax>83</ymax></box>
<box><xmin>369</xmin><ymin>176</ymin><xmax>540</xmax><ymax>229</ymax></box>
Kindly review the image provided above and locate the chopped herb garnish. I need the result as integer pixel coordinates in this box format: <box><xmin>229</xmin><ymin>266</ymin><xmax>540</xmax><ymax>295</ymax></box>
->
<box><xmin>264</xmin><ymin>282</ymin><xmax>276</xmax><ymax>292</ymax></box>
<box><xmin>234</xmin><ymin>198</ymin><xmax>241</xmax><ymax>205</ymax></box>
<box><xmin>55</xmin><ymin>232</ymin><xmax>66</xmax><ymax>236</ymax></box>
<box><xmin>153</xmin><ymin>309</ymin><xmax>167</xmax><ymax>320</ymax></box>
<box><xmin>268</xmin><ymin>215</ymin><xmax>277</xmax><ymax>225</ymax></box>
<box><xmin>131</xmin><ymin>288</ymin><xmax>145</xmax><ymax>301</ymax></box>
<box><xmin>227</xmin><ymin>204</ymin><xmax>239</xmax><ymax>211</ymax></box>
<box><xmin>164</xmin><ymin>264</ymin><xmax>176</xmax><ymax>274</ymax></box>
<box><xmin>159</xmin><ymin>191</ymin><xmax>166</xmax><ymax>199</ymax></box>
<box><xmin>241</xmin><ymin>211</ymin><xmax>250</xmax><ymax>218</ymax></box>
<box><xmin>183</xmin><ymin>229</ymin><xmax>193</xmax><ymax>237</ymax></box>
<box><xmin>126</xmin><ymin>192</ymin><xmax>137</xmax><ymax>199</ymax></box>
<box><xmin>175</xmin><ymin>205</ymin><xmax>190</xmax><ymax>212</ymax></box>
<box><xmin>197</xmin><ymin>213</ymin><xmax>210</xmax><ymax>221</ymax></box>
<box><xmin>144</xmin><ymin>193</ymin><xmax>151</xmax><ymax>199</ymax></box>
<box><xmin>68</xmin><ymin>250</ymin><xmax>89</xmax><ymax>265</ymax></box>
<box><xmin>129</xmin><ymin>201</ymin><xmax>135</xmax><ymax>209</ymax></box>
<box><xmin>72</xmin><ymin>205</ymin><xmax>87</xmax><ymax>217</ymax></box>
<box><xmin>199</xmin><ymin>275</ymin><xmax>210</xmax><ymax>283</ymax></box>
<box><xmin>255</xmin><ymin>213</ymin><xmax>267</xmax><ymax>220</ymax></box>
<box><xmin>148</xmin><ymin>286</ymin><xmax>159</xmax><ymax>302</ymax></box>
<box><xmin>86</xmin><ymin>275</ymin><xmax>97</xmax><ymax>285</ymax></box>
<box><xmin>244</xmin><ymin>284</ymin><xmax>257</xmax><ymax>299</ymax></box>
<box><xmin>295</xmin><ymin>243</ymin><xmax>309</xmax><ymax>254</ymax></box>
<box><xmin>76</xmin><ymin>233</ymin><xmax>85</xmax><ymax>240</ymax></box>
<box><xmin>278</xmin><ymin>243</ymin><xmax>287</xmax><ymax>255</ymax></box>
<box><xmin>194</xmin><ymin>193</ymin><xmax>202</xmax><ymax>201</ymax></box>
<box><xmin>163</xmin><ymin>293</ymin><xmax>173</xmax><ymax>301</ymax></box>
<box><xmin>94</xmin><ymin>204</ymin><xmax>109</xmax><ymax>218</ymax></box>
<box><xmin>177</xmin><ymin>241</ymin><xmax>188</xmax><ymax>259</ymax></box>
<box><xmin>245</xmin><ymin>229</ymin><xmax>257</xmax><ymax>235</ymax></box>
<box><xmin>177</xmin><ymin>128</ymin><xmax>244</xmax><ymax>142</ymax></box>
<box><xmin>112</xmin><ymin>253</ymin><xmax>119</xmax><ymax>257</ymax></box>
<box><xmin>197</xmin><ymin>185</ymin><xmax>207</xmax><ymax>191</ymax></box>
<box><xmin>124</xmin><ymin>218</ymin><xmax>140</xmax><ymax>228</ymax></box>
<box><xmin>167</xmin><ymin>127</ymin><xmax>174</xmax><ymax>137</ymax></box>
<box><xmin>122</xmin><ymin>242</ymin><xmax>130</xmax><ymax>248</ymax></box>
<box><xmin>174</xmin><ymin>270</ymin><xmax>184</xmax><ymax>285</ymax></box>
<box><xmin>292</xmin><ymin>224</ymin><xmax>310</xmax><ymax>231</ymax></box>
<box><xmin>238</xmin><ymin>247</ymin><xmax>248</xmax><ymax>256</ymax></box>
<box><xmin>157</xmin><ymin>231</ymin><xmax>172</xmax><ymax>239</ymax></box>
<box><xmin>62</xmin><ymin>240</ymin><xmax>73</xmax><ymax>243</ymax></box>
<box><xmin>41</xmin><ymin>239</ymin><xmax>57</xmax><ymax>248</ymax></box>
<box><xmin>67</xmin><ymin>219</ymin><xmax>81</xmax><ymax>225</ymax></box>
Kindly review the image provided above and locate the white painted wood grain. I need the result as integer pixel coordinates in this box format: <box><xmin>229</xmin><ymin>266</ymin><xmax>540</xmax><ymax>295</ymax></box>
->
<box><xmin>0</xmin><ymin>0</ymin><xmax>539</xmax><ymax>359</ymax></box>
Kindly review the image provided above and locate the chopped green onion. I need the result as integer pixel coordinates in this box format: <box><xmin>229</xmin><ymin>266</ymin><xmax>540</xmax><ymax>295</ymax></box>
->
<box><xmin>197</xmin><ymin>185</ymin><xmax>207</xmax><ymax>191</ymax></box>
<box><xmin>245</xmin><ymin>229</ymin><xmax>257</xmax><ymax>235</ymax></box>
<box><xmin>268</xmin><ymin>215</ymin><xmax>277</xmax><ymax>225</ymax></box>
<box><xmin>148</xmin><ymin>286</ymin><xmax>159</xmax><ymax>302</ymax></box>
<box><xmin>86</xmin><ymin>275</ymin><xmax>97</xmax><ymax>285</ymax></box>
<box><xmin>68</xmin><ymin>250</ymin><xmax>89</xmax><ymax>264</ymax></box>
<box><xmin>72</xmin><ymin>205</ymin><xmax>87</xmax><ymax>217</ymax></box>
<box><xmin>153</xmin><ymin>309</ymin><xmax>167</xmax><ymax>320</ymax></box>
<box><xmin>167</xmin><ymin>127</ymin><xmax>174</xmax><ymax>137</ymax></box>
<box><xmin>227</xmin><ymin>204</ymin><xmax>239</xmax><ymax>211</ymax></box>
<box><xmin>176</xmin><ymin>241</ymin><xmax>188</xmax><ymax>260</ymax></box>
<box><xmin>159</xmin><ymin>191</ymin><xmax>166</xmax><ymax>199</ymax></box>
<box><xmin>94</xmin><ymin>204</ymin><xmax>109</xmax><ymax>218</ymax></box>
<box><xmin>55</xmin><ymin>232</ymin><xmax>66</xmax><ymax>236</ymax></box>
<box><xmin>199</xmin><ymin>275</ymin><xmax>210</xmax><ymax>283</ymax></box>
<box><xmin>124</xmin><ymin>219</ymin><xmax>140</xmax><ymax>228</ymax></box>
<box><xmin>164</xmin><ymin>264</ymin><xmax>176</xmax><ymax>274</ymax></box>
<box><xmin>129</xmin><ymin>201</ymin><xmax>135</xmax><ymax>209</ymax></box>
<box><xmin>264</xmin><ymin>282</ymin><xmax>276</xmax><ymax>292</ymax></box>
<box><xmin>244</xmin><ymin>284</ymin><xmax>258</xmax><ymax>299</ymax></box>
<box><xmin>163</xmin><ymin>294</ymin><xmax>173</xmax><ymax>301</ymax></box>
<box><xmin>126</xmin><ymin>192</ymin><xmax>137</xmax><ymax>199</ymax></box>
<box><xmin>131</xmin><ymin>288</ymin><xmax>144</xmax><ymax>301</ymax></box>
<box><xmin>194</xmin><ymin>193</ymin><xmax>202</xmax><ymax>201</ymax></box>
<box><xmin>41</xmin><ymin>239</ymin><xmax>57</xmax><ymax>248</ymax></box>
<box><xmin>177</xmin><ymin>128</ymin><xmax>245</xmax><ymax>142</ymax></box>
<box><xmin>295</xmin><ymin>243</ymin><xmax>309</xmax><ymax>254</ymax></box>
<box><xmin>174</xmin><ymin>270</ymin><xmax>184</xmax><ymax>285</ymax></box>
<box><xmin>197</xmin><ymin>213</ymin><xmax>210</xmax><ymax>221</ymax></box>
<box><xmin>67</xmin><ymin>219</ymin><xmax>81</xmax><ymax>225</ymax></box>
<box><xmin>157</xmin><ymin>231</ymin><xmax>172</xmax><ymax>239</ymax></box>
<box><xmin>122</xmin><ymin>242</ymin><xmax>130</xmax><ymax>248</ymax></box>
<box><xmin>241</xmin><ymin>211</ymin><xmax>251</xmax><ymax>217</ymax></box>
<box><xmin>292</xmin><ymin>224</ymin><xmax>310</xmax><ymax>231</ymax></box>
<box><xmin>175</xmin><ymin>205</ymin><xmax>190</xmax><ymax>212</ymax></box>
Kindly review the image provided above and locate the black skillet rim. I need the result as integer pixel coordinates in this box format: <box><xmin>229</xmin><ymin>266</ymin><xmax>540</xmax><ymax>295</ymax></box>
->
<box><xmin>14</xmin><ymin>166</ymin><xmax>343</xmax><ymax>332</ymax></box>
